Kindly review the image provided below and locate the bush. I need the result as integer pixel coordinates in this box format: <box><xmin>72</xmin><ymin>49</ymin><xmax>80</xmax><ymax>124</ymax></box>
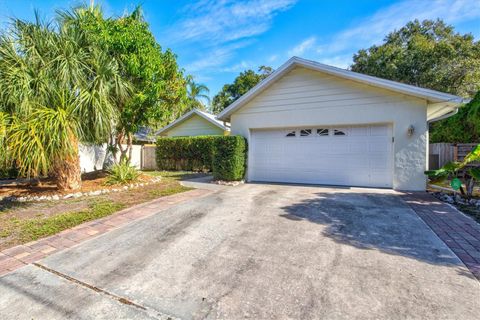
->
<box><xmin>156</xmin><ymin>135</ymin><xmax>247</xmax><ymax>181</ymax></box>
<box><xmin>156</xmin><ymin>136</ymin><xmax>219</xmax><ymax>172</ymax></box>
<box><xmin>105</xmin><ymin>160</ymin><xmax>140</xmax><ymax>185</ymax></box>
<box><xmin>212</xmin><ymin>136</ymin><xmax>247</xmax><ymax>181</ymax></box>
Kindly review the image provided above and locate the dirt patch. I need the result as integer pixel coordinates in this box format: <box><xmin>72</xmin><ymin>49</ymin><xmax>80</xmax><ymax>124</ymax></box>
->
<box><xmin>0</xmin><ymin>176</ymin><xmax>193</xmax><ymax>250</ymax></box>
<box><xmin>0</xmin><ymin>171</ymin><xmax>155</xmax><ymax>198</ymax></box>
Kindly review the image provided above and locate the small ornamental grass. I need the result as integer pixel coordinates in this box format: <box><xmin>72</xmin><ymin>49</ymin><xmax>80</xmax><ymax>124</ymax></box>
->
<box><xmin>105</xmin><ymin>160</ymin><xmax>140</xmax><ymax>185</ymax></box>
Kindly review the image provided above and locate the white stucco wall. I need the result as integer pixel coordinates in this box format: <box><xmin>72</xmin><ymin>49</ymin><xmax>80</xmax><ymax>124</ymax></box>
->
<box><xmin>163</xmin><ymin>114</ymin><xmax>225</xmax><ymax>137</ymax></box>
<box><xmin>79</xmin><ymin>144</ymin><xmax>142</xmax><ymax>173</ymax></box>
<box><xmin>230</xmin><ymin>67</ymin><xmax>428</xmax><ymax>191</ymax></box>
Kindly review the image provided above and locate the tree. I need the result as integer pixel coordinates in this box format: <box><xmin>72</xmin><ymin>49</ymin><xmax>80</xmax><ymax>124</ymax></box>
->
<box><xmin>350</xmin><ymin>19</ymin><xmax>480</xmax><ymax>142</ymax></box>
<box><xmin>429</xmin><ymin>90</ymin><xmax>480</xmax><ymax>143</ymax></box>
<box><xmin>211</xmin><ymin>66</ymin><xmax>273</xmax><ymax>114</ymax></box>
<box><xmin>62</xmin><ymin>6</ymin><xmax>187</xmax><ymax>161</ymax></box>
<box><xmin>186</xmin><ymin>76</ymin><xmax>210</xmax><ymax>111</ymax></box>
<box><xmin>352</xmin><ymin>19</ymin><xmax>480</xmax><ymax>97</ymax></box>
<box><xmin>0</xmin><ymin>12</ymin><xmax>128</xmax><ymax>190</ymax></box>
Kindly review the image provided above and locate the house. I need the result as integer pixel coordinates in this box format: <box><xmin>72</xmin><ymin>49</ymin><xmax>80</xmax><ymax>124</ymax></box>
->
<box><xmin>217</xmin><ymin>57</ymin><xmax>466</xmax><ymax>191</ymax></box>
<box><xmin>156</xmin><ymin>109</ymin><xmax>229</xmax><ymax>137</ymax></box>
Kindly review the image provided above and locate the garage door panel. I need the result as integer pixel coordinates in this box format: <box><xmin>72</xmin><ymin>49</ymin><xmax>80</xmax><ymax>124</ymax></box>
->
<box><xmin>250</xmin><ymin>124</ymin><xmax>393</xmax><ymax>188</ymax></box>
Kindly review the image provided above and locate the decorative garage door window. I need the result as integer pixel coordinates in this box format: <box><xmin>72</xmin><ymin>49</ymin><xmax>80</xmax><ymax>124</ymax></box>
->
<box><xmin>285</xmin><ymin>128</ymin><xmax>349</xmax><ymax>137</ymax></box>
<box><xmin>317</xmin><ymin>128</ymin><xmax>329</xmax><ymax>136</ymax></box>
<box><xmin>300</xmin><ymin>129</ymin><xmax>312</xmax><ymax>137</ymax></box>
<box><xmin>285</xmin><ymin>130</ymin><xmax>296</xmax><ymax>137</ymax></box>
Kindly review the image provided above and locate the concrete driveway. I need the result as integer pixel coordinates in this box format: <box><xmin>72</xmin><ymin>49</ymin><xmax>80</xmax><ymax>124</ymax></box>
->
<box><xmin>0</xmin><ymin>184</ymin><xmax>479</xmax><ymax>319</ymax></box>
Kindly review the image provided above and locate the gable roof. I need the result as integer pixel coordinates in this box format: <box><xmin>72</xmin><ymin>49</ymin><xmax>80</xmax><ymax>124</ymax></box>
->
<box><xmin>217</xmin><ymin>56</ymin><xmax>467</xmax><ymax>121</ymax></box>
<box><xmin>155</xmin><ymin>109</ymin><xmax>229</xmax><ymax>135</ymax></box>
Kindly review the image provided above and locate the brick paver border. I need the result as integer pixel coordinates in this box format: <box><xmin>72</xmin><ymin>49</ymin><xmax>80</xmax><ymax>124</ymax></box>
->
<box><xmin>0</xmin><ymin>188</ymin><xmax>212</xmax><ymax>277</ymax></box>
<box><xmin>402</xmin><ymin>192</ymin><xmax>480</xmax><ymax>280</ymax></box>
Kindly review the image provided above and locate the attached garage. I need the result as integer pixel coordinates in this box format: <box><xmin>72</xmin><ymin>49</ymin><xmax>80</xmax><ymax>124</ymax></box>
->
<box><xmin>250</xmin><ymin>124</ymin><xmax>393</xmax><ymax>188</ymax></box>
<box><xmin>217</xmin><ymin>57</ymin><xmax>465</xmax><ymax>191</ymax></box>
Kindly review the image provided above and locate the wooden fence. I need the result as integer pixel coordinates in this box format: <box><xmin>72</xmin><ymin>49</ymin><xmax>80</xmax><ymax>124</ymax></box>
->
<box><xmin>429</xmin><ymin>143</ymin><xmax>478</xmax><ymax>169</ymax></box>
<box><xmin>142</xmin><ymin>145</ymin><xmax>158</xmax><ymax>170</ymax></box>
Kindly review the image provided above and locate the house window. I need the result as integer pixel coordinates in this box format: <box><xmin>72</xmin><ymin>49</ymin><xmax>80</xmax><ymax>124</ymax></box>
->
<box><xmin>286</xmin><ymin>130</ymin><xmax>296</xmax><ymax>137</ymax></box>
<box><xmin>317</xmin><ymin>128</ymin><xmax>329</xmax><ymax>136</ymax></box>
<box><xmin>300</xmin><ymin>129</ymin><xmax>312</xmax><ymax>137</ymax></box>
<box><xmin>334</xmin><ymin>129</ymin><xmax>346</xmax><ymax>136</ymax></box>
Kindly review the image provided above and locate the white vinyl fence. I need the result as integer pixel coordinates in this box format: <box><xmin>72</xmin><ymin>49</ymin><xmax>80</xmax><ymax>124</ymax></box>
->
<box><xmin>79</xmin><ymin>144</ymin><xmax>143</xmax><ymax>172</ymax></box>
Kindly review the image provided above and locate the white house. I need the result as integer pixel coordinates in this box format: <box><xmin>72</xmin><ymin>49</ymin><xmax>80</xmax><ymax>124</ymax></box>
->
<box><xmin>217</xmin><ymin>57</ymin><xmax>465</xmax><ymax>191</ymax></box>
<box><xmin>156</xmin><ymin>109</ymin><xmax>229</xmax><ymax>137</ymax></box>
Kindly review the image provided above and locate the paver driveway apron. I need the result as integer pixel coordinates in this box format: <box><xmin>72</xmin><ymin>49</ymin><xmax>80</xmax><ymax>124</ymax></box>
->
<box><xmin>0</xmin><ymin>184</ymin><xmax>479</xmax><ymax>319</ymax></box>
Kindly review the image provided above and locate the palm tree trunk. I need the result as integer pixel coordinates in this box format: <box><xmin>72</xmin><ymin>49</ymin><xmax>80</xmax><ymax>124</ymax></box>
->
<box><xmin>55</xmin><ymin>138</ymin><xmax>82</xmax><ymax>191</ymax></box>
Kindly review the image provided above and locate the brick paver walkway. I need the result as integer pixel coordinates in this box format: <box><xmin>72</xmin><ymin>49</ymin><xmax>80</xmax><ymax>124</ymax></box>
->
<box><xmin>402</xmin><ymin>192</ymin><xmax>480</xmax><ymax>280</ymax></box>
<box><xmin>0</xmin><ymin>188</ymin><xmax>212</xmax><ymax>277</ymax></box>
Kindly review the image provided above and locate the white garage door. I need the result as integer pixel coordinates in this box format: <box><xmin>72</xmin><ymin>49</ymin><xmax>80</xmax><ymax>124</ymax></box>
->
<box><xmin>250</xmin><ymin>124</ymin><xmax>393</xmax><ymax>188</ymax></box>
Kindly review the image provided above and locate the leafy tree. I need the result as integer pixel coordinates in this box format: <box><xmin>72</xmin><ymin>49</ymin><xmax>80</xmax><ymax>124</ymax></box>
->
<box><xmin>430</xmin><ymin>91</ymin><xmax>480</xmax><ymax>143</ymax></box>
<box><xmin>0</xmin><ymin>13</ymin><xmax>128</xmax><ymax>190</ymax></box>
<box><xmin>186</xmin><ymin>76</ymin><xmax>210</xmax><ymax>111</ymax></box>
<box><xmin>352</xmin><ymin>19</ymin><xmax>480</xmax><ymax>97</ymax></box>
<box><xmin>350</xmin><ymin>19</ymin><xmax>480</xmax><ymax>142</ymax></box>
<box><xmin>211</xmin><ymin>66</ymin><xmax>273</xmax><ymax>114</ymax></box>
<box><xmin>62</xmin><ymin>6</ymin><xmax>187</xmax><ymax>161</ymax></box>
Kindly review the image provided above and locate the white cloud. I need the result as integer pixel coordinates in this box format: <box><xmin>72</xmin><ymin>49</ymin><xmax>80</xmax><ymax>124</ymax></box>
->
<box><xmin>175</xmin><ymin>0</ymin><xmax>297</xmax><ymax>44</ymax></box>
<box><xmin>268</xmin><ymin>54</ymin><xmax>279</xmax><ymax>63</ymax></box>
<box><xmin>326</xmin><ymin>0</ymin><xmax>480</xmax><ymax>54</ymax></box>
<box><xmin>286</xmin><ymin>0</ymin><xmax>480</xmax><ymax>69</ymax></box>
<box><xmin>287</xmin><ymin>36</ymin><xmax>316</xmax><ymax>57</ymax></box>
<box><xmin>221</xmin><ymin>60</ymin><xmax>256</xmax><ymax>73</ymax></box>
<box><xmin>317</xmin><ymin>55</ymin><xmax>353</xmax><ymax>69</ymax></box>
<box><xmin>171</xmin><ymin>0</ymin><xmax>297</xmax><ymax>75</ymax></box>
<box><xmin>184</xmin><ymin>40</ymin><xmax>254</xmax><ymax>72</ymax></box>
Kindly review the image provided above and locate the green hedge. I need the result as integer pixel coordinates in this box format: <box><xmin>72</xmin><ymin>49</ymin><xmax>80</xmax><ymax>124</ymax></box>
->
<box><xmin>212</xmin><ymin>136</ymin><xmax>246</xmax><ymax>181</ymax></box>
<box><xmin>156</xmin><ymin>135</ymin><xmax>247</xmax><ymax>181</ymax></box>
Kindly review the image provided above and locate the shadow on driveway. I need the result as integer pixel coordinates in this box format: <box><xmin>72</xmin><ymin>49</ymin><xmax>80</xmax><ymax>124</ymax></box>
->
<box><xmin>280</xmin><ymin>191</ymin><xmax>473</xmax><ymax>277</ymax></box>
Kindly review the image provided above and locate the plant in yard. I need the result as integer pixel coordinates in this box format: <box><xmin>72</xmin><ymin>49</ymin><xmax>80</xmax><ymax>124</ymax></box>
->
<box><xmin>211</xmin><ymin>66</ymin><xmax>273</xmax><ymax>114</ymax></box>
<box><xmin>105</xmin><ymin>160</ymin><xmax>140</xmax><ymax>185</ymax></box>
<box><xmin>0</xmin><ymin>12</ymin><xmax>129</xmax><ymax>190</ymax></box>
<box><xmin>64</xmin><ymin>6</ymin><xmax>188</xmax><ymax>162</ymax></box>
<box><xmin>425</xmin><ymin>144</ymin><xmax>480</xmax><ymax>199</ymax></box>
<box><xmin>186</xmin><ymin>76</ymin><xmax>210</xmax><ymax>111</ymax></box>
<box><xmin>350</xmin><ymin>19</ymin><xmax>480</xmax><ymax>143</ymax></box>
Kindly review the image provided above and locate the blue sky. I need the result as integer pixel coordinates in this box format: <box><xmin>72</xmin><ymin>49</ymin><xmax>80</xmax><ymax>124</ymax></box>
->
<box><xmin>0</xmin><ymin>0</ymin><xmax>479</xmax><ymax>98</ymax></box>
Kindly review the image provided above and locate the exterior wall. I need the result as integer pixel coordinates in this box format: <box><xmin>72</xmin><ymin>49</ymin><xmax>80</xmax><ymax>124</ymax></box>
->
<box><xmin>230</xmin><ymin>67</ymin><xmax>428</xmax><ymax>191</ymax></box>
<box><xmin>164</xmin><ymin>114</ymin><xmax>225</xmax><ymax>137</ymax></box>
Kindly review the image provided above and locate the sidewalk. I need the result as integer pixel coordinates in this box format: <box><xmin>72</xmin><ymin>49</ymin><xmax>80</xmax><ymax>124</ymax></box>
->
<box><xmin>402</xmin><ymin>192</ymin><xmax>480</xmax><ymax>280</ymax></box>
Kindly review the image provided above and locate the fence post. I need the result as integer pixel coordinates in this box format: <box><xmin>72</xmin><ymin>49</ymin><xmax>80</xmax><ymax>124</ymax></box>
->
<box><xmin>453</xmin><ymin>144</ymin><xmax>458</xmax><ymax>162</ymax></box>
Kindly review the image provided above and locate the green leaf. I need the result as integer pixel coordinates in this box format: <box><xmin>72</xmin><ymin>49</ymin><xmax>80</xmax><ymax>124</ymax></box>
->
<box><xmin>463</xmin><ymin>144</ymin><xmax>480</xmax><ymax>164</ymax></box>
<box><xmin>469</xmin><ymin>167</ymin><xmax>480</xmax><ymax>180</ymax></box>
<box><xmin>450</xmin><ymin>178</ymin><xmax>462</xmax><ymax>190</ymax></box>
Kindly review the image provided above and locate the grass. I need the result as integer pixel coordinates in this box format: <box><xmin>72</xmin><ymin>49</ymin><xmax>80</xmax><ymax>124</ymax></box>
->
<box><xmin>148</xmin><ymin>184</ymin><xmax>193</xmax><ymax>198</ymax></box>
<box><xmin>143</xmin><ymin>170</ymin><xmax>208</xmax><ymax>181</ymax></box>
<box><xmin>0</xmin><ymin>171</ymin><xmax>198</xmax><ymax>249</ymax></box>
<box><xmin>18</xmin><ymin>200</ymin><xmax>124</xmax><ymax>242</ymax></box>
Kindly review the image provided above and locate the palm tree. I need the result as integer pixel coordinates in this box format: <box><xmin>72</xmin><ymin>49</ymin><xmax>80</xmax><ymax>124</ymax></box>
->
<box><xmin>186</xmin><ymin>76</ymin><xmax>210</xmax><ymax>111</ymax></box>
<box><xmin>0</xmin><ymin>10</ymin><xmax>129</xmax><ymax>190</ymax></box>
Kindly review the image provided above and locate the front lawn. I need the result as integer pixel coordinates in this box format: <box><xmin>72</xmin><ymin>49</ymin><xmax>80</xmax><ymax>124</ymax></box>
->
<box><xmin>0</xmin><ymin>171</ymin><xmax>194</xmax><ymax>250</ymax></box>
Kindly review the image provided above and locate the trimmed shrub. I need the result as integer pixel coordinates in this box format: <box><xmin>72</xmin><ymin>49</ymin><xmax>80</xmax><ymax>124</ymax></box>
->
<box><xmin>212</xmin><ymin>136</ymin><xmax>246</xmax><ymax>181</ymax></box>
<box><xmin>155</xmin><ymin>135</ymin><xmax>247</xmax><ymax>180</ymax></box>
<box><xmin>156</xmin><ymin>136</ymin><xmax>220</xmax><ymax>172</ymax></box>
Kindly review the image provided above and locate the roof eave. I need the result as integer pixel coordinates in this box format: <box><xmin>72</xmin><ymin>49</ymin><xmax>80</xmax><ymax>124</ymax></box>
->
<box><xmin>155</xmin><ymin>109</ymin><xmax>228</xmax><ymax>135</ymax></box>
<box><xmin>217</xmin><ymin>56</ymin><xmax>466</xmax><ymax>121</ymax></box>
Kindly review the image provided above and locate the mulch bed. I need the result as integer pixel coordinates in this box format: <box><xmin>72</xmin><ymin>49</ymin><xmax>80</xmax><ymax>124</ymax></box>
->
<box><xmin>0</xmin><ymin>171</ymin><xmax>155</xmax><ymax>199</ymax></box>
